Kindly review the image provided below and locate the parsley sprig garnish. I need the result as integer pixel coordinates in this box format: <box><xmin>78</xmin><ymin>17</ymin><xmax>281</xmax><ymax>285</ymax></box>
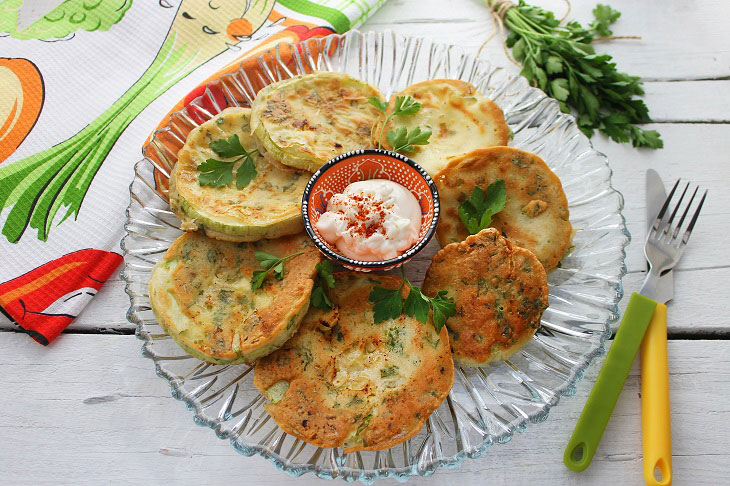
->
<box><xmin>495</xmin><ymin>1</ymin><xmax>662</xmax><ymax>148</ymax></box>
<box><xmin>458</xmin><ymin>179</ymin><xmax>506</xmax><ymax>234</ymax></box>
<box><xmin>198</xmin><ymin>134</ymin><xmax>258</xmax><ymax>189</ymax></box>
<box><xmin>310</xmin><ymin>260</ymin><xmax>336</xmax><ymax>311</ymax></box>
<box><xmin>369</xmin><ymin>95</ymin><xmax>432</xmax><ymax>154</ymax></box>
<box><xmin>368</xmin><ymin>267</ymin><xmax>456</xmax><ymax>332</ymax></box>
<box><xmin>250</xmin><ymin>251</ymin><xmax>303</xmax><ymax>290</ymax></box>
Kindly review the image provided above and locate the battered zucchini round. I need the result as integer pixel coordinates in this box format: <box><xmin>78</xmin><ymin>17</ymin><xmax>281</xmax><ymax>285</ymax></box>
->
<box><xmin>435</xmin><ymin>147</ymin><xmax>572</xmax><ymax>271</ymax></box>
<box><xmin>148</xmin><ymin>231</ymin><xmax>321</xmax><ymax>364</ymax></box>
<box><xmin>254</xmin><ymin>272</ymin><xmax>454</xmax><ymax>452</ymax></box>
<box><xmin>423</xmin><ymin>228</ymin><xmax>548</xmax><ymax>367</ymax></box>
<box><xmin>371</xmin><ymin>79</ymin><xmax>509</xmax><ymax>176</ymax></box>
<box><xmin>170</xmin><ymin>107</ymin><xmax>309</xmax><ymax>242</ymax></box>
<box><xmin>250</xmin><ymin>72</ymin><xmax>382</xmax><ymax>172</ymax></box>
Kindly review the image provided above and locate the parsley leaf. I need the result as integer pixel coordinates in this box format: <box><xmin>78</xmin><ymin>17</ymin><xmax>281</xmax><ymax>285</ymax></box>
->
<box><xmin>369</xmin><ymin>269</ymin><xmax>455</xmax><ymax>332</ymax></box>
<box><xmin>371</xmin><ymin>95</ymin><xmax>432</xmax><ymax>152</ymax></box>
<box><xmin>369</xmin><ymin>284</ymin><xmax>404</xmax><ymax>323</ymax></box>
<box><xmin>197</xmin><ymin>134</ymin><xmax>259</xmax><ymax>189</ymax></box>
<box><xmin>500</xmin><ymin>2</ymin><xmax>662</xmax><ymax>148</ymax></box>
<box><xmin>368</xmin><ymin>96</ymin><xmax>387</xmax><ymax>113</ymax></box>
<box><xmin>210</xmin><ymin>134</ymin><xmax>246</xmax><ymax>158</ymax></box>
<box><xmin>310</xmin><ymin>260</ymin><xmax>336</xmax><ymax>311</ymax></box>
<box><xmin>458</xmin><ymin>179</ymin><xmax>506</xmax><ymax>235</ymax></box>
<box><xmin>316</xmin><ymin>260</ymin><xmax>335</xmax><ymax>288</ymax></box>
<box><xmin>590</xmin><ymin>4</ymin><xmax>621</xmax><ymax>37</ymax></box>
<box><xmin>250</xmin><ymin>269</ymin><xmax>269</xmax><ymax>290</ymax></box>
<box><xmin>236</xmin><ymin>157</ymin><xmax>257</xmax><ymax>190</ymax></box>
<box><xmin>430</xmin><ymin>290</ymin><xmax>456</xmax><ymax>333</ymax></box>
<box><xmin>386</xmin><ymin>125</ymin><xmax>432</xmax><ymax>153</ymax></box>
<box><xmin>255</xmin><ymin>251</ymin><xmax>279</xmax><ymax>269</ymax></box>
<box><xmin>250</xmin><ymin>251</ymin><xmax>303</xmax><ymax>290</ymax></box>
<box><xmin>197</xmin><ymin>158</ymin><xmax>235</xmax><ymax>187</ymax></box>
<box><xmin>310</xmin><ymin>285</ymin><xmax>332</xmax><ymax>311</ymax></box>
<box><xmin>392</xmin><ymin>95</ymin><xmax>422</xmax><ymax>116</ymax></box>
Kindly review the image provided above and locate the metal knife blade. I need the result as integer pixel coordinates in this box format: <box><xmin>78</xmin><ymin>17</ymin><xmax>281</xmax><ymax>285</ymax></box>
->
<box><xmin>645</xmin><ymin>169</ymin><xmax>674</xmax><ymax>304</ymax></box>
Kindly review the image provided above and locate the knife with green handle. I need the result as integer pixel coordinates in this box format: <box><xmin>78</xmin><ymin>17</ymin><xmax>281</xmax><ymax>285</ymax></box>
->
<box><xmin>563</xmin><ymin>293</ymin><xmax>657</xmax><ymax>471</ymax></box>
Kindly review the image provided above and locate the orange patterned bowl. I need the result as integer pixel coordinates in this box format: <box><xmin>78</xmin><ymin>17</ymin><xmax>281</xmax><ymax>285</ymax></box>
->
<box><xmin>302</xmin><ymin>149</ymin><xmax>440</xmax><ymax>272</ymax></box>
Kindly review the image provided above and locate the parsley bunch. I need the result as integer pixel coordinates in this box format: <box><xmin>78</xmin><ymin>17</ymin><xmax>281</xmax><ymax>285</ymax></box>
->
<box><xmin>492</xmin><ymin>1</ymin><xmax>662</xmax><ymax>148</ymax></box>
<box><xmin>458</xmin><ymin>179</ymin><xmax>506</xmax><ymax>234</ymax></box>
<box><xmin>197</xmin><ymin>134</ymin><xmax>258</xmax><ymax>189</ymax></box>
<box><xmin>250</xmin><ymin>251</ymin><xmax>303</xmax><ymax>290</ymax></box>
<box><xmin>368</xmin><ymin>268</ymin><xmax>456</xmax><ymax>332</ymax></box>
<box><xmin>369</xmin><ymin>96</ymin><xmax>432</xmax><ymax>154</ymax></box>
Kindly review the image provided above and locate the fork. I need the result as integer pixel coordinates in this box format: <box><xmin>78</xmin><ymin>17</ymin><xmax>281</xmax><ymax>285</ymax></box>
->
<box><xmin>639</xmin><ymin>180</ymin><xmax>707</xmax><ymax>485</ymax></box>
<box><xmin>642</xmin><ymin>181</ymin><xmax>707</xmax><ymax>293</ymax></box>
<box><xmin>564</xmin><ymin>179</ymin><xmax>707</xmax><ymax>474</ymax></box>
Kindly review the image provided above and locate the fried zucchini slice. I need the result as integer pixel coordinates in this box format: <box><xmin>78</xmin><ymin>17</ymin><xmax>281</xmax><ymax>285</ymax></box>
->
<box><xmin>435</xmin><ymin>147</ymin><xmax>572</xmax><ymax>271</ymax></box>
<box><xmin>254</xmin><ymin>272</ymin><xmax>454</xmax><ymax>452</ymax></box>
<box><xmin>148</xmin><ymin>231</ymin><xmax>321</xmax><ymax>364</ymax></box>
<box><xmin>250</xmin><ymin>72</ymin><xmax>382</xmax><ymax>172</ymax></box>
<box><xmin>170</xmin><ymin>107</ymin><xmax>309</xmax><ymax>242</ymax></box>
<box><xmin>371</xmin><ymin>79</ymin><xmax>509</xmax><ymax>176</ymax></box>
<box><xmin>423</xmin><ymin>228</ymin><xmax>548</xmax><ymax>367</ymax></box>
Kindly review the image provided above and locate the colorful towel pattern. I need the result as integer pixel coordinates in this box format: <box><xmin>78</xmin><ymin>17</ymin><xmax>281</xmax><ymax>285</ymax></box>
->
<box><xmin>0</xmin><ymin>0</ymin><xmax>387</xmax><ymax>344</ymax></box>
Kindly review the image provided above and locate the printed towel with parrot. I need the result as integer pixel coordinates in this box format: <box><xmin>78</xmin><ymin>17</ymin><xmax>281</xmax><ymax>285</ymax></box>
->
<box><xmin>0</xmin><ymin>0</ymin><xmax>387</xmax><ymax>344</ymax></box>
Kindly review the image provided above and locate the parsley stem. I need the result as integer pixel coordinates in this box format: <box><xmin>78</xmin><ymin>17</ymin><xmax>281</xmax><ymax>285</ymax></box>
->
<box><xmin>377</xmin><ymin>112</ymin><xmax>395</xmax><ymax>150</ymax></box>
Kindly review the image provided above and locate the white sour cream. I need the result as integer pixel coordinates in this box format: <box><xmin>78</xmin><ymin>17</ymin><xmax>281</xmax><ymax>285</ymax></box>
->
<box><xmin>315</xmin><ymin>179</ymin><xmax>422</xmax><ymax>261</ymax></box>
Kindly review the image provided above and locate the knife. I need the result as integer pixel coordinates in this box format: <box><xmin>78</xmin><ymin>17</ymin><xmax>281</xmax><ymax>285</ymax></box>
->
<box><xmin>640</xmin><ymin>169</ymin><xmax>673</xmax><ymax>485</ymax></box>
<box><xmin>563</xmin><ymin>180</ymin><xmax>663</xmax><ymax>472</ymax></box>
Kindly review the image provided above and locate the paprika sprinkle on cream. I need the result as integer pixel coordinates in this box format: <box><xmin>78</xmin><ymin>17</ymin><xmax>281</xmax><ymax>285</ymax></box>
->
<box><xmin>315</xmin><ymin>180</ymin><xmax>422</xmax><ymax>261</ymax></box>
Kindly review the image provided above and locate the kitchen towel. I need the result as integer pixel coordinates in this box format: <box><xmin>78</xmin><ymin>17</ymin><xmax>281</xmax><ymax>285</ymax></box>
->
<box><xmin>0</xmin><ymin>0</ymin><xmax>387</xmax><ymax>344</ymax></box>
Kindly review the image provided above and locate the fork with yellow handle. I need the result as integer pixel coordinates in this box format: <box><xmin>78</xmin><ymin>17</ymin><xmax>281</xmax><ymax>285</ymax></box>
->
<box><xmin>641</xmin><ymin>303</ymin><xmax>671</xmax><ymax>485</ymax></box>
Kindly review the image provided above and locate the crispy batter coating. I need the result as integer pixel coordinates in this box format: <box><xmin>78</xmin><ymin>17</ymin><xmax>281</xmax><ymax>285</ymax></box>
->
<box><xmin>435</xmin><ymin>147</ymin><xmax>572</xmax><ymax>271</ymax></box>
<box><xmin>170</xmin><ymin>107</ymin><xmax>309</xmax><ymax>242</ymax></box>
<box><xmin>148</xmin><ymin>232</ymin><xmax>320</xmax><ymax>364</ymax></box>
<box><xmin>423</xmin><ymin>228</ymin><xmax>548</xmax><ymax>366</ymax></box>
<box><xmin>250</xmin><ymin>72</ymin><xmax>382</xmax><ymax>172</ymax></box>
<box><xmin>254</xmin><ymin>272</ymin><xmax>454</xmax><ymax>452</ymax></box>
<box><xmin>372</xmin><ymin>79</ymin><xmax>509</xmax><ymax>175</ymax></box>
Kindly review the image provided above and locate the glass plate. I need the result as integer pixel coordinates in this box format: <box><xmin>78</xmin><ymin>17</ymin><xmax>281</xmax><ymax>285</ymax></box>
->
<box><xmin>122</xmin><ymin>30</ymin><xmax>629</xmax><ymax>483</ymax></box>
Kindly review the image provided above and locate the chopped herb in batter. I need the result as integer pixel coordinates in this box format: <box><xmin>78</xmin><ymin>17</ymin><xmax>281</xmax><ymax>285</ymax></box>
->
<box><xmin>380</xmin><ymin>365</ymin><xmax>399</xmax><ymax>378</ymax></box>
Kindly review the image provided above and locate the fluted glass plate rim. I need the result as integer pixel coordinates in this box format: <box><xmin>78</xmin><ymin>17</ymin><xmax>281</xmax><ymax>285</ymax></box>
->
<box><xmin>121</xmin><ymin>29</ymin><xmax>629</xmax><ymax>483</ymax></box>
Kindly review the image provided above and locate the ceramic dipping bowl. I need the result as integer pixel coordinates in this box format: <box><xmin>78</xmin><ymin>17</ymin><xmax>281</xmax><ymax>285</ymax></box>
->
<box><xmin>302</xmin><ymin>149</ymin><xmax>439</xmax><ymax>272</ymax></box>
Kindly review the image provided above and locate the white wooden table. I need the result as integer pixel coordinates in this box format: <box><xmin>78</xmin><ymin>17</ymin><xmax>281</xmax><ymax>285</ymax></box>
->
<box><xmin>2</xmin><ymin>1</ymin><xmax>729</xmax><ymax>484</ymax></box>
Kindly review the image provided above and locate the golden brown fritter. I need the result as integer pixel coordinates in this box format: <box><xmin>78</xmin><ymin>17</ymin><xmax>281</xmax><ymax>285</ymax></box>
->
<box><xmin>423</xmin><ymin>228</ymin><xmax>548</xmax><ymax>367</ymax></box>
<box><xmin>372</xmin><ymin>79</ymin><xmax>509</xmax><ymax>176</ymax></box>
<box><xmin>435</xmin><ymin>147</ymin><xmax>572</xmax><ymax>271</ymax></box>
<box><xmin>250</xmin><ymin>72</ymin><xmax>382</xmax><ymax>172</ymax></box>
<box><xmin>148</xmin><ymin>231</ymin><xmax>321</xmax><ymax>364</ymax></box>
<box><xmin>170</xmin><ymin>107</ymin><xmax>309</xmax><ymax>242</ymax></box>
<box><xmin>254</xmin><ymin>272</ymin><xmax>454</xmax><ymax>452</ymax></box>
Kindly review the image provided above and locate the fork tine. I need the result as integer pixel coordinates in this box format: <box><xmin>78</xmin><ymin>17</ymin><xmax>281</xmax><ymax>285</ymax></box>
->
<box><xmin>653</xmin><ymin>179</ymin><xmax>680</xmax><ymax>231</ymax></box>
<box><xmin>682</xmin><ymin>190</ymin><xmax>708</xmax><ymax>245</ymax></box>
<box><xmin>673</xmin><ymin>186</ymin><xmax>699</xmax><ymax>239</ymax></box>
<box><xmin>664</xmin><ymin>182</ymin><xmax>690</xmax><ymax>235</ymax></box>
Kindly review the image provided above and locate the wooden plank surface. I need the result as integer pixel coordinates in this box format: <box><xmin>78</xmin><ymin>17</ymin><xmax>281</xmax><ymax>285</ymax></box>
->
<box><xmin>368</xmin><ymin>0</ymin><xmax>730</xmax><ymax>80</ymax></box>
<box><xmin>1</xmin><ymin>333</ymin><xmax>728</xmax><ymax>485</ymax></box>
